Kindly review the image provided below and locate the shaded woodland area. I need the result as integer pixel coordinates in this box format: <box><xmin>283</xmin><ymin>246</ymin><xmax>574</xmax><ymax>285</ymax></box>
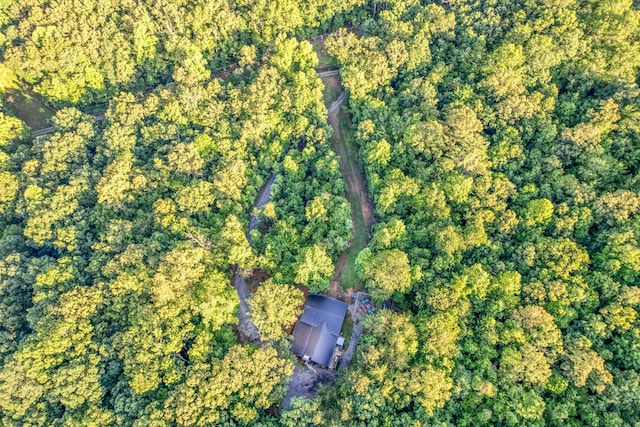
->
<box><xmin>1</xmin><ymin>0</ymin><xmax>640</xmax><ymax>426</ymax></box>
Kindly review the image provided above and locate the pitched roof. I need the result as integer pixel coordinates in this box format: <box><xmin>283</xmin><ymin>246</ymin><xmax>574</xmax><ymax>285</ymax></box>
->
<box><xmin>291</xmin><ymin>294</ymin><xmax>348</xmax><ymax>366</ymax></box>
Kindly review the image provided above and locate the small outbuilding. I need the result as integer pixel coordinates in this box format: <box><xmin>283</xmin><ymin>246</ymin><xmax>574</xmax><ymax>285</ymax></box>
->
<box><xmin>291</xmin><ymin>294</ymin><xmax>348</xmax><ymax>368</ymax></box>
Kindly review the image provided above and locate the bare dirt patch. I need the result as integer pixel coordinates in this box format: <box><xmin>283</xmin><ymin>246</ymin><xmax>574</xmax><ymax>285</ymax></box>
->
<box><xmin>359</xmin><ymin>189</ymin><xmax>374</xmax><ymax>226</ymax></box>
<box><xmin>248</xmin><ymin>269</ymin><xmax>270</xmax><ymax>294</ymax></box>
<box><xmin>327</xmin><ymin>280</ymin><xmax>340</xmax><ymax>297</ymax></box>
<box><xmin>324</xmin><ymin>74</ymin><xmax>341</xmax><ymax>92</ymax></box>
<box><xmin>212</xmin><ymin>63</ymin><xmax>239</xmax><ymax>80</ymax></box>
<box><xmin>282</xmin><ymin>365</ymin><xmax>336</xmax><ymax>409</ymax></box>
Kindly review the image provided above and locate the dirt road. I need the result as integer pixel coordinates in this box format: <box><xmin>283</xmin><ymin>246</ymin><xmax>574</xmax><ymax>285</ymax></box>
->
<box><xmin>320</xmin><ymin>73</ymin><xmax>374</xmax><ymax>293</ymax></box>
<box><xmin>326</xmin><ymin>99</ymin><xmax>374</xmax><ymax>229</ymax></box>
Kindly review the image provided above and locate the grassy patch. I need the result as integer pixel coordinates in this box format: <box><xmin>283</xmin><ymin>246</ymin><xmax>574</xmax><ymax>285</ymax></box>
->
<box><xmin>5</xmin><ymin>88</ymin><xmax>56</xmax><ymax>130</ymax></box>
<box><xmin>1</xmin><ymin>67</ymin><xmax>56</xmax><ymax>130</ymax></box>
<box><xmin>340</xmin><ymin>311</ymin><xmax>354</xmax><ymax>349</ymax></box>
<box><xmin>310</xmin><ymin>37</ymin><xmax>338</xmax><ymax>69</ymax></box>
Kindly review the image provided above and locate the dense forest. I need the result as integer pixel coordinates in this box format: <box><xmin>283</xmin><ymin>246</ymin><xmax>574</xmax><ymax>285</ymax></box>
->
<box><xmin>1</xmin><ymin>0</ymin><xmax>640</xmax><ymax>426</ymax></box>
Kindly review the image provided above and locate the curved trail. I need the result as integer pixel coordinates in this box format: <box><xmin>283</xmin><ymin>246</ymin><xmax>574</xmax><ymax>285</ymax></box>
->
<box><xmin>232</xmin><ymin>88</ymin><xmax>353</xmax><ymax>344</ymax></box>
<box><xmin>328</xmin><ymin>92</ymin><xmax>346</xmax><ymax>114</ymax></box>
<box><xmin>249</xmin><ymin>175</ymin><xmax>276</xmax><ymax>241</ymax></box>
<box><xmin>233</xmin><ymin>175</ymin><xmax>276</xmax><ymax>343</ymax></box>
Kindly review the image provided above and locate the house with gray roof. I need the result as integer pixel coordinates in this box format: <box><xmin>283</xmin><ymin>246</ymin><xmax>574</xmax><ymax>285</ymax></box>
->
<box><xmin>291</xmin><ymin>294</ymin><xmax>348</xmax><ymax>368</ymax></box>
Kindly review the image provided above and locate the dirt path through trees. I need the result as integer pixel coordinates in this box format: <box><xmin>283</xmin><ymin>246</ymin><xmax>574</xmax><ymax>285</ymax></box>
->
<box><xmin>321</xmin><ymin>74</ymin><xmax>374</xmax><ymax>292</ymax></box>
<box><xmin>233</xmin><ymin>175</ymin><xmax>276</xmax><ymax>343</ymax></box>
<box><xmin>327</xmin><ymin>103</ymin><xmax>374</xmax><ymax>227</ymax></box>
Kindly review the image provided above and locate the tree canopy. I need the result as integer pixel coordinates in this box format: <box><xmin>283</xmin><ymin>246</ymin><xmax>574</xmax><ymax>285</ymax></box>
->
<box><xmin>1</xmin><ymin>0</ymin><xmax>640</xmax><ymax>425</ymax></box>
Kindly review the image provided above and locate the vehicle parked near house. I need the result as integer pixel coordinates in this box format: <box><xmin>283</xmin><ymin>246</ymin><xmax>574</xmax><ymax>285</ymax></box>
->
<box><xmin>359</xmin><ymin>297</ymin><xmax>377</xmax><ymax>314</ymax></box>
